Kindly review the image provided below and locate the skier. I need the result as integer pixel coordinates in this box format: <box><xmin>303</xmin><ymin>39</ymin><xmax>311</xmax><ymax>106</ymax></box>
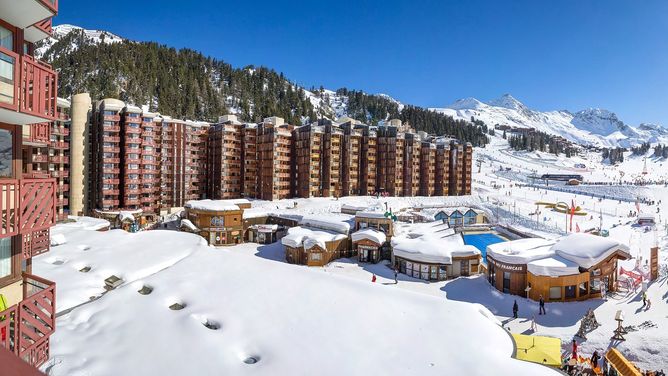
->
<box><xmin>512</xmin><ymin>300</ymin><xmax>518</xmax><ymax>319</ymax></box>
<box><xmin>371</xmin><ymin>274</ymin><xmax>377</xmax><ymax>283</ymax></box>
<box><xmin>539</xmin><ymin>294</ymin><xmax>546</xmax><ymax>315</ymax></box>
<box><xmin>591</xmin><ymin>350</ymin><xmax>600</xmax><ymax>369</ymax></box>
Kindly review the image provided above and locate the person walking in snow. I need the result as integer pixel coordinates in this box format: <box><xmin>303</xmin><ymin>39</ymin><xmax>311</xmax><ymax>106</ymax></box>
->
<box><xmin>394</xmin><ymin>266</ymin><xmax>399</xmax><ymax>284</ymax></box>
<box><xmin>591</xmin><ymin>350</ymin><xmax>600</xmax><ymax>369</ymax></box>
<box><xmin>539</xmin><ymin>295</ymin><xmax>546</xmax><ymax>315</ymax></box>
<box><xmin>371</xmin><ymin>274</ymin><xmax>377</xmax><ymax>283</ymax></box>
<box><xmin>642</xmin><ymin>291</ymin><xmax>647</xmax><ymax>307</ymax></box>
<box><xmin>571</xmin><ymin>339</ymin><xmax>578</xmax><ymax>360</ymax></box>
<box><xmin>512</xmin><ymin>300</ymin><xmax>518</xmax><ymax>319</ymax></box>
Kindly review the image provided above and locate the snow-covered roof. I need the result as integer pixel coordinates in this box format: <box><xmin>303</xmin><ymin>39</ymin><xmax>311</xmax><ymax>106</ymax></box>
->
<box><xmin>551</xmin><ymin>233</ymin><xmax>630</xmax><ymax>269</ymax></box>
<box><xmin>391</xmin><ymin>221</ymin><xmax>480</xmax><ymax>264</ymax></box>
<box><xmin>527</xmin><ymin>255</ymin><xmax>581</xmax><ymax>277</ymax></box>
<box><xmin>180</xmin><ymin>219</ymin><xmax>198</xmax><ymax>232</ymax></box>
<box><xmin>356</xmin><ymin>210</ymin><xmax>389</xmax><ymax>219</ymax></box>
<box><xmin>340</xmin><ymin>203</ymin><xmax>368</xmax><ymax>212</ymax></box>
<box><xmin>299</xmin><ymin>215</ymin><xmax>351</xmax><ymax>235</ymax></box>
<box><xmin>185</xmin><ymin>199</ymin><xmax>242</xmax><ymax>212</ymax></box>
<box><xmin>486</xmin><ymin>238</ymin><xmax>557</xmax><ymax>264</ymax></box>
<box><xmin>124</xmin><ymin>105</ymin><xmax>142</xmax><ymax>114</ymax></box>
<box><xmin>351</xmin><ymin>228</ymin><xmax>386</xmax><ymax>245</ymax></box>
<box><xmin>281</xmin><ymin>226</ymin><xmax>347</xmax><ymax>250</ymax></box>
<box><xmin>118</xmin><ymin>211</ymin><xmax>136</xmax><ymax>222</ymax></box>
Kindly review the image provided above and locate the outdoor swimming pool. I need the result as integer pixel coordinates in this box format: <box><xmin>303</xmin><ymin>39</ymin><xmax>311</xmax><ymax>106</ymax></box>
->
<box><xmin>462</xmin><ymin>233</ymin><xmax>506</xmax><ymax>264</ymax></box>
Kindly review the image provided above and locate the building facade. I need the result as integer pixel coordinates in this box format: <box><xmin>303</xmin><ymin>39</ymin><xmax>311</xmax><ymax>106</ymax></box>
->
<box><xmin>0</xmin><ymin>0</ymin><xmax>60</xmax><ymax>368</ymax></box>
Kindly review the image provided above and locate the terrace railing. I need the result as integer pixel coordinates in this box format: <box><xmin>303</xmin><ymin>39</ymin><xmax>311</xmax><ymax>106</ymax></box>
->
<box><xmin>19</xmin><ymin>56</ymin><xmax>57</xmax><ymax>122</ymax></box>
<box><xmin>0</xmin><ymin>274</ymin><xmax>55</xmax><ymax>368</ymax></box>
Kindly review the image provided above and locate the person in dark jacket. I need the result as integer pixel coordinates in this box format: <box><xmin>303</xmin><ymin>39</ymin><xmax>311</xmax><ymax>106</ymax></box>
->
<box><xmin>539</xmin><ymin>295</ymin><xmax>546</xmax><ymax>315</ymax></box>
<box><xmin>512</xmin><ymin>300</ymin><xmax>518</xmax><ymax>318</ymax></box>
<box><xmin>591</xmin><ymin>350</ymin><xmax>600</xmax><ymax>369</ymax></box>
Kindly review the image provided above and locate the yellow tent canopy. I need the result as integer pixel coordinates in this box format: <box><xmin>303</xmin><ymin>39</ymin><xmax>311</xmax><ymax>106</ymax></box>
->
<box><xmin>606</xmin><ymin>348</ymin><xmax>641</xmax><ymax>376</ymax></box>
<box><xmin>511</xmin><ymin>333</ymin><xmax>562</xmax><ymax>367</ymax></box>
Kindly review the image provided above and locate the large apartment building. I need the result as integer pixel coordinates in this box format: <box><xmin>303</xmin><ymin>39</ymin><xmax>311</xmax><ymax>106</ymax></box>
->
<box><xmin>207</xmin><ymin>115</ymin><xmax>243</xmax><ymax>199</ymax></box>
<box><xmin>0</xmin><ymin>0</ymin><xmax>60</xmax><ymax>368</ymax></box>
<box><xmin>257</xmin><ymin>117</ymin><xmax>293</xmax><ymax>201</ymax></box>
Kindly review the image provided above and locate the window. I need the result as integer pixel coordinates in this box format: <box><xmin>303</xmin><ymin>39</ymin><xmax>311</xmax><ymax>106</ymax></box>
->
<box><xmin>0</xmin><ymin>26</ymin><xmax>13</xmax><ymax>51</ymax></box>
<box><xmin>0</xmin><ymin>128</ymin><xmax>12</xmax><ymax>177</ymax></box>
<box><xmin>549</xmin><ymin>286</ymin><xmax>562</xmax><ymax>300</ymax></box>
<box><xmin>579</xmin><ymin>282</ymin><xmax>588</xmax><ymax>297</ymax></box>
<box><xmin>0</xmin><ymin>237</ymin><xmax>11</xmax><ymax>278</ymax></box>
<box><xmin>565</xmin><ymin>285</ymin><xmax>576</xmax><ymax>299</ymax></box>
<box><xmin>502</xmin><ymin>272</ymin><xmax>511</xmax><ymax>293</ymax></box>
<box><xmin>488</xmin><ymin>262</ymin><xmax>496</xmax><ymax>285</ymax></box>
<box><xmin>310</xmin><ymin>253</ymin><xmax>322</xmax><ymax>261</ymax></box>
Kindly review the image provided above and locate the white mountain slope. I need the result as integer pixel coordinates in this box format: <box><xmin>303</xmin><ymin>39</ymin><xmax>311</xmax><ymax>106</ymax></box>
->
<box><xmin>431</xmin><ymin>94</ymin><xmax>667</xmax><ymax>148</ymax></box>
<box><xmin>35</xmin><ymin>24</ymin><xmax>125</xmax><ymax>58</ymax></box>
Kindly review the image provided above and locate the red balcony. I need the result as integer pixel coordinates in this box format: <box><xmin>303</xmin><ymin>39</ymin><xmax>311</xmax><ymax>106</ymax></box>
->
<box><xmin>1</xmin><ymin>0</ymin><xmax>57</xmax><ymax>31</ymax></box>
<box><xmin>51</xmin><ymin>126</ymin><xmax>69</xmax><ymax>136</ymax></box>
<box><xmin>29</xmin><ymin>154</ymin><xmax>48</xmax><ymax>163</ymax></box>
<box><xmin>50</xmin><ymin>155</ymin><xmax>69</xmax><ymax>164</ymax></box>
<box><xmin>51</xmin><ymin>141</ymin><xmax>68</xmax><ymax>150</ymax></box>
<box><xmin>102</xmin><ymin>199</ymin><xmax>119</xmax><ymax>206</ymax></box>
<box><xmin>103</xmin><ymin>114</ymin><xmax>120</xmax><ymax>122</ymax></box>
<box><xmin>102</xmin><ymin>146</ymin><xmax>120</xmax><ymax>153</ymax></box>
<box><xmin>103</xmin><ymin>124</ymin><xmax>121</xmax><ymax>132</ymax></box>
<box><xmin>0</xmin><ymin>273</ymin><xmax>56</xmax><ymax>368</ymax></box>
<box><xmin>124</xmin><ymin>198</ymin><xmax>140</xmax><ymax>205</ymax></box>
<box><xmin>23</xmin><ymin>123</ymin><xmax>51</xmax><ymax>145</ymax></box>
<box><xmin>18</xmin><ymin>56</ymin><xmax>57</xmax><ymax>123</ymax></box>
<box><xmin>50</xmin><ymin>170</ymin><xmax>68</xmax><ymax>178</ymax></box>
<box><xmin>125</xmin><ymin>127</ymin><xmax>142</xmax><ymax>134</ymax></box>
<box><xmin>0</xmin><ymin>179</ymin><xmax>56</xmax><ymax>239</ymax></box>
<box><xmin>102</xmin><ymin>178</ymin><xmax>120</xmax><ymax>185</ymax></box>
<box><xmin>103</xmin><ymin>135</ymin><xmax>120</xmax><ymax>143</ymax></box>
<box><xmin>102</xmin><ymin>157</ymin><xmax>120</xmax><ymax>164</ymax></box>
<box><xmin>24</xmin><ymin>18</ymin><xmax>53</xmax><ymax>44</ymax></box>
<box><xmin>22</xmin><ymin>171</ymin><xmax>50</xmax><ymax>179</ymax></box>
<box><xmin>56</xmin><ymin>184</ymin><xmax>69</xmax><ymax>192</ymax></box>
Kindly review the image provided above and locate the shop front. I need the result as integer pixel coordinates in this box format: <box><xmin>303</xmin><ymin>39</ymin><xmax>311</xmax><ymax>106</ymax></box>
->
<box><xmin>486</xmin><ymin>256</ymin><xmax>528</xmax><ymax>296</ymax></box>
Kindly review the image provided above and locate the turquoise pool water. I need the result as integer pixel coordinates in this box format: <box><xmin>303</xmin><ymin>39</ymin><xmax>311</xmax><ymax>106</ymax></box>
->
<box><xmin>462</xmin><ymin>233</ymin><xmax>506</xmax><ymax>264</ymax></box>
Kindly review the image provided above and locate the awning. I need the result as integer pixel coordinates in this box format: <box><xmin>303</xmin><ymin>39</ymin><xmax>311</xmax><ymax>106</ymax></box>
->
<box><xmin>605</xmin><ymin>348</ymin><xmax>641</xmax><ymax>376</ymax></box>
<box><xmin>511</xmin><ymin>333</ymin><xmax>561</xmax><ymax>367</ymax></box>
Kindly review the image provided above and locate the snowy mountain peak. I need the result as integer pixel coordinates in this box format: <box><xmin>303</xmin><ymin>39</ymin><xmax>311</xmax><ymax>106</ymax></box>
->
<box><xmin>487</xmin><ymin>93</ymin><xmax>526</xmax><ymax>111</ymax></box>
<box><xmin>447</xmin><ymin>97</ymin><xmax>485</xmax><ymax>110</ymax></box>
<box><xmin>571</xmin><ymin>108</ymin><xmax>629</xmax><ymax>137</ymax></box>
<box><xmin>36</xmin><ymin>24</ymin><xmax>126</xmax><ymax>59</ymax></box>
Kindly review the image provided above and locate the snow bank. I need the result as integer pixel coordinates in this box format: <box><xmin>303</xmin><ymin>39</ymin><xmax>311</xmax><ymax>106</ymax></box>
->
<box><xmin>180</xmin><ymin>219</ymin><xmax>198</xmax><ymax>231</ymax></box>
<box><xmin>50</xmin><ymin>233</ymin><xmax>67</xmax><ymax>246</ymax></box>
<box><xmin>38</xmin><ymin>229</ymin><xmax>560</xmax><ymax>375</ymax></box>
<box><xmin>299</xmin><ymin>215</ymin><xmax>351</xmax><ymax>235</ymax></box>
<box><xmin>55</xmin><ymin>216</ymin><xmax>110</xmax><ymax>231</ymax></box>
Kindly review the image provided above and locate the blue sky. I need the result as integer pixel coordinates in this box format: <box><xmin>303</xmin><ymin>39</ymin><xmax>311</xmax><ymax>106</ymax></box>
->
<box><xmin>56</xmin><ymin>0</ymin><xmax>668</xmax><ymax>125</ymax></box>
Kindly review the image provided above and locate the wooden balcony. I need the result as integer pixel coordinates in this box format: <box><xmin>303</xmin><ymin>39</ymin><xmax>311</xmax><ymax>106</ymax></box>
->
<box><xmin>29</xmin><ymin>154</ymin><xmax>48</xmax><ymax>163</ymax></box>
<box><xmin>51</xmin><ymin>141</ymin><xmax>68</xmax><ymax>150</ymax></box>
<box><xmin>0</xmin><ymin>273</ymin><xmax>56</xmax><ymax>368</ymax></box>
<box><xmin>49</xmin><ymin>155</ymin><xmax>68</xmax><ymax>164</ymax></box>
<box><xmin>51</xmin><ymin>126</ymin><xmax>69</xmax><ymax>136</ymax></box>
<box><xmin>0</xmin><ymin>179</ymin><xmax>56</xmax><ymax>239</ymax></box>
<box><xmin>50</xmin><ymin>170</ymin><xmax>68</xmax><ymax>178</ymax></box>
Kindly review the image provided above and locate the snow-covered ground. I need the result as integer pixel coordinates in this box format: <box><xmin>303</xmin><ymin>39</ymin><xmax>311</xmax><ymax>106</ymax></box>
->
<box><xmin>37</xmin><ymin>219</ymin><xmax>555</xmax><ymax>376</ymax></box>
<box><xmin>36</xmin><ymin>131</ymin><xmax>668</xmax><ymax>374</ymax></box>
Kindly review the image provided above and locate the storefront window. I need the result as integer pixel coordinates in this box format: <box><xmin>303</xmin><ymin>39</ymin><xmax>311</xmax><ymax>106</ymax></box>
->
<box><xmin>430</xmin><ymin>266</ymin><xmax>437</xmax><ymax>280</ymax></box>
<box><xmin>0</xmin><ymin>237</ymin><xmax>11</xmax><ymax>278</ymax></box>
<box><xmin>549</xmin><ymin>286</ymin><xmax>562</xmax><ymax>300</ymax></box>
<box><xmin>590</xmin><ymin>278</ymin><xmax>601</xmax><ymax>294</ymax></box>
<box><xmin>503</xmin><ymin>272</ymin><xmax>511</xmax><ymax>293</ymax></box>
<box><xmin>565</xmin><ymin>285</ymin><xmax>576</xmax><ymax>299</ymax></box>
<box><xmin>420</xmin><ymin>264</ymin><xmax>429</xmax><ymax>280</ymax></box>
<box><xmin>439</xmin><ymin>266</ymin><xmax>447</xmax><ymax>280</ymax></box>
<box><xmin>579</xmin><ymin>282</ymin><xmax>588</xmax><ymax>297</ymax></box>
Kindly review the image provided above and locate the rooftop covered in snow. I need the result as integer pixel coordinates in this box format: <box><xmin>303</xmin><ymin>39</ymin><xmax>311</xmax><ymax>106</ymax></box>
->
<box><xmin>391</xmin><ymin>221</ymin><xmax>480</xmax><ymax>264</ymax></box>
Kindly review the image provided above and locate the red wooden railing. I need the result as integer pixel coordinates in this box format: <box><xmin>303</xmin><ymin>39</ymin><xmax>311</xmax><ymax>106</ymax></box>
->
<box><xmin>33</xmin><ymin>18</ymin><xmax>53</xmax><ymax>37</ymax></box>
<box><xmin>38</xmin><ymin>0</ymin><xmax>58</xmax><ymax>14</ymax></box>
<box><xmin>0</xmin><ymin>274</ymin><xmax>55</xmax><ymax>368</ymax></box>
<box><xmin>22</xmin><ymin>228</ymin><xmax>50</xmax><ymax>260</ymax></box>
<box><xmin>19</xmin><ymin>179</ymin><xmax>56</xmax><ymax>234</ymax></box>
<box><xmin>18</xmin><ymin>273</ymin><xmax>55</xmax><ymax>368</ymax></box>
<box><xmin>28</xmin><ymin>123</ymin><xmax>51</xmax><ymax>144</ymax></box>
<box><xmin>0</xmin><ymin>181</ymin><xmax>20</xmax><ymax>238</ymax></box>
<box><xmin>19</xmin><ymin>56</ymin><xmax>57</xmax><ymax>122</ymax></box>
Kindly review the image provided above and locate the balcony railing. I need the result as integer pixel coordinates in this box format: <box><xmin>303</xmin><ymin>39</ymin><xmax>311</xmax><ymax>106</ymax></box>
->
<box><xmin>19</xmin><ymin>56</ymin><xmax>57</xmax><ymax>122</ymax></box>
<box><xmin>29</xmin><ymin>154</ymin><xmax>48</xmax><ymax>163</ymax></box>
<box><xmin>0</xmin><ymin>273</ymin><xmax>56</xmax><ymax>368</ymax></box>
<box><xmin>51</xmin><ymin>141</ymin><xmax>68</xmax><ymax>150</ymax></box>
<box><xmin>0</xmin><ymin>179</ymin><xmax>55</xmax><ymax>244</ymax></box>
<box><xmin>33</xmin><ymin>18</ymin><xmax>53</xmax><ymax>37</ymax></box>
